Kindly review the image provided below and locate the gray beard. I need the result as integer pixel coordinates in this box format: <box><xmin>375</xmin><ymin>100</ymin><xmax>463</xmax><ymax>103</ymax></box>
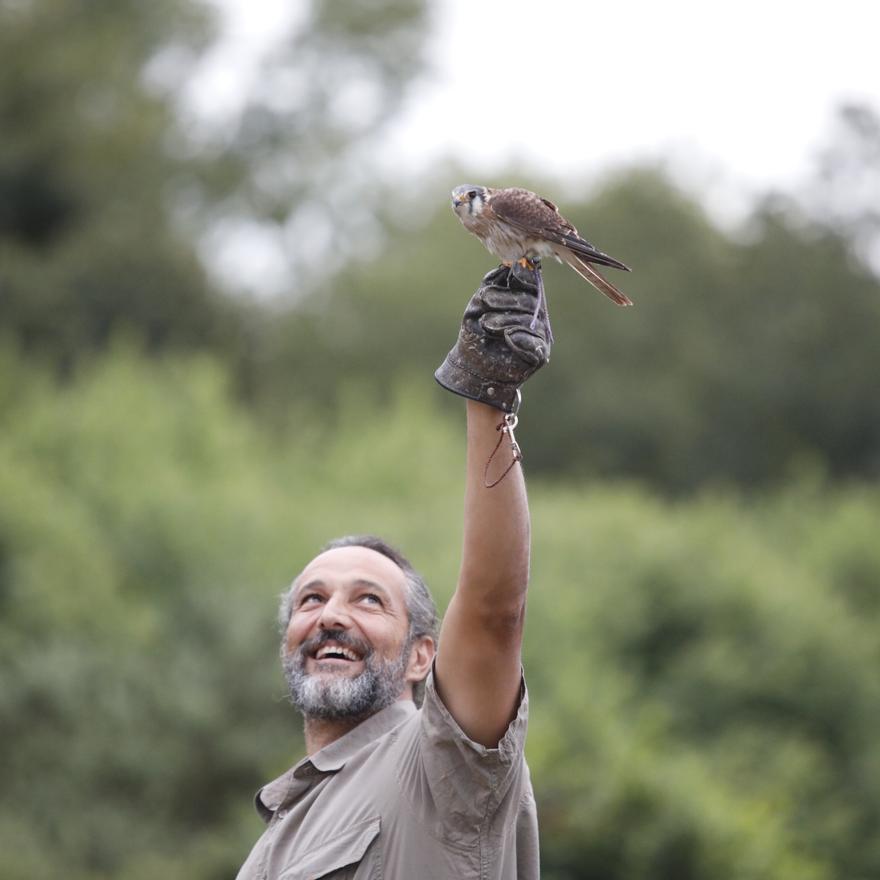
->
<box><xmin>282</xmin><ymin>630</ymin><xmax>410</xmax><ymax>721</ymax></box>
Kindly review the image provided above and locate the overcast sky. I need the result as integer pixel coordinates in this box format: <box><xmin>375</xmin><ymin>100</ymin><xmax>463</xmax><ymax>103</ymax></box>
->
<box><xmin>392</xmin><ymin>1</ymin><xmax>878</xmax><ymax>203</ymax></box>
<box><xmin>197</xmin><ymin>0</ymin><xmax>878</xmax><ymax>192</ymax></box>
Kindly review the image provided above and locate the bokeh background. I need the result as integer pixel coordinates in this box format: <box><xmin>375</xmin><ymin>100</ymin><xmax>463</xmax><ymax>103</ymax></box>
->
<box><xmin>3</xmin><ymin>1</ymin><xmax>880</xmax><ymax>877</ymax></box>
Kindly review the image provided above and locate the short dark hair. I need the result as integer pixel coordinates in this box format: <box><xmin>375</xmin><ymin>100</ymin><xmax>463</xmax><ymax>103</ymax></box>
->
<box><xmin>279</xmin><ymin>536</ymin><xmax>439</xmax><ymax>705</ymax></box>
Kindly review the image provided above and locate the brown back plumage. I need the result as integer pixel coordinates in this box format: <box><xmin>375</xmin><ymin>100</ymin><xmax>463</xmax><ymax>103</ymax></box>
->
<box><xmin>488</xmin><ymin>188</ymin><xmax>630</xmax><ymax>273</ymax></box>
<box><xmin>486</xmin><ymin>187</ymin><xmax>633</xmax><ymax>306</ymax></box>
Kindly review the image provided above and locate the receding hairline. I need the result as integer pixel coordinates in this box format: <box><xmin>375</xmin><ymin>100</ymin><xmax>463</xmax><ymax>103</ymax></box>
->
<box><xmin>297</xmin><ymin>544</ymin><xmax>407</xmax><ymax>577</ymax></box>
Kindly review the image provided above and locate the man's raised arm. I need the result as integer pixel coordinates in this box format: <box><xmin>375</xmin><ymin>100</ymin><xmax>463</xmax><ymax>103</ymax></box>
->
<box><xmin>433</xmin><ymin>264</ymin><xmax>551</xmax><ymax>747</ymax></box>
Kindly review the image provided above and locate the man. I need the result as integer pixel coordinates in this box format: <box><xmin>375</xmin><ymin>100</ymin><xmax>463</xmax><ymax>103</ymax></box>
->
<box><xmin>236</xmin><ymin>264</ymin><xmax>551</xmax><ymax>879</ymax></box>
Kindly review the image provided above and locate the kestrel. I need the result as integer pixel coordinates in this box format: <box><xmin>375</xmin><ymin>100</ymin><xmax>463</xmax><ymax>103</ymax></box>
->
<box><xmin>451</xmin><ymin>184</ymin><xmax>633</xmax><ymax>328</ymax></box>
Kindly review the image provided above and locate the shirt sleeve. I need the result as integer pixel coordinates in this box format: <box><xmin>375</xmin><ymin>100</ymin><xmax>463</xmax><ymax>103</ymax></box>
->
<box><xmin>395</xmin><ymin>662</ymin><xmax>530</xmax><ymax>847</ymax></box>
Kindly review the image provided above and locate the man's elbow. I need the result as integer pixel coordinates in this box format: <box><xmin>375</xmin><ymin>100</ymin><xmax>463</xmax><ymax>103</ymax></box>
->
<box><xmin>475</xmin><ymin>594</ymin><xmax>528</xmax><ymax>640</ymax></box>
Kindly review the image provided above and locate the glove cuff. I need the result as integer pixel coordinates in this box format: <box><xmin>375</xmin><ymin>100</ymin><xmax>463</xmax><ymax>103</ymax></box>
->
<box><xmin>434</xmin><ymin>344</ymin><xmax>522</xmax><ymax>412</ymax></box>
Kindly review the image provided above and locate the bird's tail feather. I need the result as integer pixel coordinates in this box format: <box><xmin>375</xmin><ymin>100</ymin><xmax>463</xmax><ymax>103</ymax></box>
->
<box><xmin>556</xmin><ymin>249</ymin><xmax>634</xmax><ymax>307</ymax></box>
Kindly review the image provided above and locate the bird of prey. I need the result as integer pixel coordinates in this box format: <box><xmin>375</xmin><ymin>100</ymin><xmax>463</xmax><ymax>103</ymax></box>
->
<box><xmin>451</xmin><ymin>184</ymin><xmax>633</xmax><ymax>328</ymax></box>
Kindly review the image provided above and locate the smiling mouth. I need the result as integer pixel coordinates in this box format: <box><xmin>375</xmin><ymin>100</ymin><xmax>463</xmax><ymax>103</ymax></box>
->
<box><xmin>314</xmin><ymin>645</ymin><xmax>361</xmax><ymax>662</ymax></box>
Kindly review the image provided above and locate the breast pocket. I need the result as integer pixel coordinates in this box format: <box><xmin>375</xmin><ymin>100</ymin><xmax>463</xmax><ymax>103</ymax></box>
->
<box><xmin>279</xmin><ymin>816</ymin><xmax>382</xmax><ymax>880</ymax></box>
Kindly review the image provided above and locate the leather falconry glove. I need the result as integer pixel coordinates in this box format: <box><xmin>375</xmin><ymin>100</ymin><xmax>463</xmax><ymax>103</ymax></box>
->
<box><xmin>435</xmin><ymin>262</ymin><xmax>551</xmax><ymax>412</ymax></box>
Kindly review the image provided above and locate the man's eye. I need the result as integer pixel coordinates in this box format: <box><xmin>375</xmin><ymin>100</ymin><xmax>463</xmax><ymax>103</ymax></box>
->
<box><xmin>360</xmin><ymin>593</ymin><xmax>382</xmax><ymax>606</ymax></box>
<box><xmin>300</xmin><ymin>593</ymin><xmax>323</xmax><ymax>605</ymax></box>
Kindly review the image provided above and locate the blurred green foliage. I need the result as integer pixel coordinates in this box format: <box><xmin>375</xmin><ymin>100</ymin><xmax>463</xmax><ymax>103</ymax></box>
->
<box><xmin>2</xmin><ymin>347</ymin><xmax>880</xmax><ymax>878</ymax></box>
<box><xmin>0</xmin><ymin>0</ymin><xmax>430</xmax><ymax>364</ymax></box>
<box><xmin>0</xmin><ymin>0</ymin><xmax>242</xmax><ymax>366</ymax></box>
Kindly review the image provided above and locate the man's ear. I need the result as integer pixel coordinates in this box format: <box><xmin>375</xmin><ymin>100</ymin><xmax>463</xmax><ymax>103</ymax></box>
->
<box><xmin>406</xmin><ymin>635</ymin><xmax>436</xmax><ymax>683</ymax></box>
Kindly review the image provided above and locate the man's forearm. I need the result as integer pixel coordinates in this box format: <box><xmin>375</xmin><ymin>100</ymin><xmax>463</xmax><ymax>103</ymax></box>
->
<box><xmin>458</xmin><ymin>400</ymin><xmax>530</xmax><ymax>621</ymax></box>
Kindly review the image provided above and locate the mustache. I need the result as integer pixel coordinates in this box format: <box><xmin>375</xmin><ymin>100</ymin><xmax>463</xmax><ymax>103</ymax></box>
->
<box><xmin>296</xmin><ymin>629</ymin><xmax>373</xmax><ymax>661</ymax></box>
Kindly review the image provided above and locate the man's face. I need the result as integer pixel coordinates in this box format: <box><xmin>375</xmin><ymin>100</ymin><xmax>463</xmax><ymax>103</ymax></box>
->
<box><xmin>282</xmin><ymin>546</ymin><xmax>416</xmax><ymax>720</ymax></box>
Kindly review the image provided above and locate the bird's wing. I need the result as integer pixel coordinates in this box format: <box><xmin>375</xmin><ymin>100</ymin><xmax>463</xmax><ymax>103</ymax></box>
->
<box><xmin>489</xmin><ymin>188</ymin><xmax>630</xmax><ymax>272</ymax></box>
<box><xmin>554</xmin><ymin>247</ymin><xmax>633</xmax><ymax>307</ymax></box>
<box><xmin>557</xmin><ymin>232</ymin><xmax>630</xmax><ymax>271</ymax></box>
<box><xmin>488</xmin><ymin>187</ymin><xmax>565</xmax><ymax>234</ymax></box>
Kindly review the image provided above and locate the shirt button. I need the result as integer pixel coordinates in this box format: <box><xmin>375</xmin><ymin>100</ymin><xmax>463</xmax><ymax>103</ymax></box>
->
<box><xmin>277</xmin><ymin>809</ymin><xmax>287</xmax><ymax>820</ymax></box>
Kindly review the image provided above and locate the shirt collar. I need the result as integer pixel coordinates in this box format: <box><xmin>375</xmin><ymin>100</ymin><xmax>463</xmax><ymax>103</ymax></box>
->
<box><xmin>256</xmin><ymin>699</ymin><xmax>417</xmax><ymax>819</ymax></box>
<box><xmin>309</xmin><ymin>699</ymin><xmax>416</xmax><ymax>771</ymax></box>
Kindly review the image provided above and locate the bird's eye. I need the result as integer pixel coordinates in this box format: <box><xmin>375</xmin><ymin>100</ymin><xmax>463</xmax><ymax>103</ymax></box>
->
<box><xmin>467</xmin><ymin>190</ymin><xmax>478</xmax><ymax>199</ymax></box>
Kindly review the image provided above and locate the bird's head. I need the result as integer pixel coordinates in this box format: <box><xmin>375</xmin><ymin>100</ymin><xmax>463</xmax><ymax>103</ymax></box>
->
<box><xmin>451</xmin><ymin>184</ymin><xmax>488</xmax><ymax>219</ymax></box>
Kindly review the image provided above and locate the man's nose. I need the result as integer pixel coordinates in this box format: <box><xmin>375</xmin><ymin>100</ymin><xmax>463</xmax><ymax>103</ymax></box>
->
<box><xmin>317</xmin><ymin>593</ymin><xmax>352</xmax><ymax>631</ymax></box>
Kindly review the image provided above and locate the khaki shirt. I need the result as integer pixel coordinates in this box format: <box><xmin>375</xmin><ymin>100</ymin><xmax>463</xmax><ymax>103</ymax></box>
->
<box><xmin>236</xmin><ymin>668</ymin><xmax>539</xmax><ymax>879</ymax></box>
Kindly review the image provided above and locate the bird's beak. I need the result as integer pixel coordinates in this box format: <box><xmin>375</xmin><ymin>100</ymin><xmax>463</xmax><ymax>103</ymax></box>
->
<box><xmin>451</xmin><ymin>193</ymin><xmax>466</xmax><ymax>207</ymax></box>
